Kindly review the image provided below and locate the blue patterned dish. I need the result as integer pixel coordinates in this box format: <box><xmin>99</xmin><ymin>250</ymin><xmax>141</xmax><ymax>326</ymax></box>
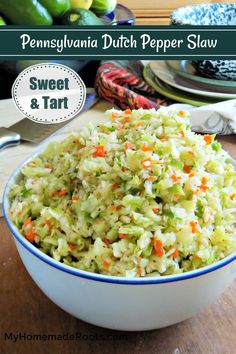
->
<box><xmin>102</xmin><ymin>4</ymin><xmax>135</xmax><ymax>25</ymax></box>
<box><xmin>171</xmin><ymin>4</ymin><xmax>236</xmax><ymax>81</ymax></box>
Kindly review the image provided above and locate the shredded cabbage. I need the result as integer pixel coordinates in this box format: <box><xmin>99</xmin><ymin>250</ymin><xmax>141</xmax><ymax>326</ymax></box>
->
<box><xmin>9</xmin><ymin>108</ymin><xmax>236</xmax><ymax>277</ymax></box>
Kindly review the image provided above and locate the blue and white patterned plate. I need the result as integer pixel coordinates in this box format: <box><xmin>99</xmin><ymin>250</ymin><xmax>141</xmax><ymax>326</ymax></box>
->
<box><xmin>171</xmin><ymin>4</ymin><xmax>236</xmax><ymax>81</ymax></box>
<box><xmin>171</xmin><ymin>3</ymin><xmax>236</xmax><ymax>25</ymax></box>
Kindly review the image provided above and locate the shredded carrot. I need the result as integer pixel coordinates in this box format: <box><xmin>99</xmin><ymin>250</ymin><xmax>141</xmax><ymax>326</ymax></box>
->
<box><xmin>172</xmin><ymin>249</ymin><xmax>179</xmax><ymax>258</ymax></box>
<box><xmin>93</xmin><ymin>145</ymin><xmax>106</xmax><ymax>157</ymax></box>
<box><xmin>148</xmin><ymin>176</ymin><xmax>156</xmax><ymax>182</ymax></box>
<box><xmin>190</xmin><ymin>221</ymin><xmax>198</xmax><ymax>234</ymax></box>
<box><xmin>230</xmin><ymin>194</ymin><xmax>235</xmax><ymax>201</ymax></box>
<box><xmin>159</xmin><ymin>135</ymin><xmax>166</xmax><ymax>142</ymax></box>
<box><xmin>44</xmin><ymin>163</ymin><xmax>51</xmax><ymax>168</ymax></box>
<box><xmin>17</xmin><ymin>210</ymin><xmax>22</xmax><ymax>216</ymax></box>
<box><xmin>152</xmin><ymin>207</ymin><xmax>159</xmax><ymax>213</ymax></box>
<box><xmin>204</xmin><ymin>135</ymin><xmax>213</xmax><ymax>144</ymax></box>
<box><xmin>111</xmin><ymin>182</ymin><xmax>119</xmax><ymax>190</ymax></box>
<box><xmin>104</xmin><ymin>239</ymin><xmax>110</xmax><ymax>246</ymax></box>
<box><xmin>25</xmin><ymin>229</ymin><xmax>36</xmax><ymax>242</ymax></box>
<box><xmin>183</xmin><ymin>165</ymin><xmax>191</xmax><ymax>173</ymax></box>
<box><xmin>142</xmin><ymin>158</ymin><xmax>152</xmax><ymax>169</ymax></box>
<box><xmin>189</xmin><ymin>172</ymin><xmax>195</xmax><ymax>178</ymax></box>
<box><xmin>201</xmin><ymin>177</ymin><xmax>208</xmax><ymax>185</ymax></box>
<box><xmin>171</xmin><ymin>173</ymin><xmax>181</xmax><ymax>183</ymax></box>
<box><xmin>193</xmin><ymin>255</ymin><xmax>201</xmax><ymax>262</ymax></box>
<box><xmin>111</xmin><ymin>112</ymin><xmax>119</xmax><ymax>120</ymax></box>
<box><xmin>124</xmin><ymin>108</ymin><xmax>132</xmax><ymax>115</ymax></box>
<box><xmin>109</xmin><ymin>205</ymin><xmax>117</xmax><ymax>212</ymax></box>
<box><xmin>68</xmin><ymin>242</ymin><xmax>77</xmax><ymax>250</ymax></box>
<box><xmin>200</xmin><ymin>184</ymin><xmax>208</xmax><ymax>192</ymax></box>
<box><xmin>57</xmin><ymin>189</ymin><xmax>67</xmax><ymax>197</ymax></box>
<box><xmin>178</xmin><ymin>110</ymin><xmax>187</xmax><ymax>118</ymax></box>
<box><xmin>199</xmin><ymin>177</ymin><xmax>209</xmax><ymax>192</ymax></box>
<box><xmin>118</xmin><ymin>233</ymin><xmax>128</xmax><ymax>239</ymax></box>
<box><xmin>122</xmin><ymin>117</ymin><xmax>131</xmax><ymax>124</ymax></box>
<box><xmin>154</xmin><ymin>240</ymin><xmax>164</xmax><ymax>257</ymax></box>
<box><xmin>103</xmin><ymin>260</ymin><xmax>110</xmax><ymax>268</ymax></box>
<box><xmin>23</xmin><ymin>217</ymin><xmax>32</xmax><ymax>228</ymax></box>
<box><xmin>150</xmin><ymin>239</ymin><xmax>154</xmax><ymax>246</ymax></box>
<box><xmin>135</xmin><ymin>122</ymin><xmax>143</xmax><ymax>128</ymax></box>
<box><xmin>95</xmin><ymin>220</ymin><xmax>100</xmax><ymax>225</ymax></box>
<box><xmin>117</xmin><ymin>191</ymin><xmax>124</xmax><ymax>198</ymax></box>
<box><xmin>44</xmin><ymin>219</ymin><xmax>52</xmax><ymax>230</ymax></box>
<box><xmin>141</xmin><ymin>144</ymin><xmax>153</xmax><ymax>152</ymax></box>
<box><xmin>72</xmin><ymin>196</ymin><xmax>79</xmax><ymax>201</ymax></box>
<box><xmin>124</xmin><ymin>142</ymin><xmax>134</xmax><ymax>150</ymax></box>
<box><xmin>174</xmin><ymin>194</ymin><xmax>181</xmax><ymax>200</ymax></box>
<box><xmin>137</xmin><ymin>266</ymin><xmax>142</xmax><ymax>276</ymax></box>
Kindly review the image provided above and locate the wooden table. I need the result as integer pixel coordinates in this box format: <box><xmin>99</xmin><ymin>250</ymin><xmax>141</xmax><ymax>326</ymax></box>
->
<box><xmin>119</xmin><ymin>0</ymin><xmax>232</xmax><ymax>25</ymax></box>
<box><xmin>1</xmin><ymin>132</ymin><xmax>236</xmax><ymax>353</ymax></box>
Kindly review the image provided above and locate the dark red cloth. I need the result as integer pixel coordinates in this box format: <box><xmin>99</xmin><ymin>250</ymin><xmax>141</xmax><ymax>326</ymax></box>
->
<box><xmin>95</xmin><ymin>62</ymin><xmax>164</xmax><ymax>110</ymax></box>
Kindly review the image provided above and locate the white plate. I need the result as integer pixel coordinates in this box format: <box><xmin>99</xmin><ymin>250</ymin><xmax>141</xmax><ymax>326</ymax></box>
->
<box><xmin>149</xmin><ymin>61</ymin><xmax>236</xmax><ymax>100</ymax></box>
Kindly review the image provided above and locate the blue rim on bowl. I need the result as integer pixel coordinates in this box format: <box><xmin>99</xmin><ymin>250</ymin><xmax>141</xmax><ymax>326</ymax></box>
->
<box><xmin>2</xmin><ymin>147</ymin><xmax>236</xmax><ymax>285</ymax></box>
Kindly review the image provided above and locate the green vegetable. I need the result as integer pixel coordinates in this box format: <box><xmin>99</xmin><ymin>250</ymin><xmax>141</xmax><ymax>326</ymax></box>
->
<box><xmin>91</xmin><ymin>0</ymin><xmax>117</xmax><ymax>16</ymax></box>
<box><xmin>195</xmin><ymin>200</ymin><xmax>204</xmax><ymax>218</ymax></box>
<box><xmin>39</xmin><ymin>0</ymin><xmax>70</xmax><ymax>17</ymax></box>
<box><xmin>62</xmin><ymin>8</ymin><xmax>104</xmax><ymax>25</ymax></box>
<box><xmin>163</xmin><ymin>210</ymin><xmax>175</xmax><ymax>219</ymax></box>
<box><xmin>0</xmin><ymin>16</ymin><xmax>6</xmax><ymax>25</ymax></box>
<box><xmin>168</xmin><ymin>184</ymin><xmax>184</xmax><ymax>195</ymax></box>
<box><xmin>0</xmin><ymin>0</ymin><xmax>53</xmax><ymax>25</ymax></box>
<box><xmin>170</xmin><ymin>158</ymin><xmax>184</xmax><ymax>170</ymax></box>
<box><xmin>212</xmin><ymin>141</ymin><xmax>221</xmax><ymax>152</ymax></box>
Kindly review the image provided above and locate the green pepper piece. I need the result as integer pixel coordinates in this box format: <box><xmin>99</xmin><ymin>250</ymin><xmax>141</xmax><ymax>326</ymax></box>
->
<box><xmin>0</xmin><ymin>15</ymin><xmax>6</xmax><ymax>25</ymax></box>
<box><xmin>0</xmin><ymin>0</ymin><xmax>53</xmax><ymax>25</ymax></box>
<box><xmin>39</xmin><ymin>0</ymin><xmax>70</xmax><ymax>17</ymax></box>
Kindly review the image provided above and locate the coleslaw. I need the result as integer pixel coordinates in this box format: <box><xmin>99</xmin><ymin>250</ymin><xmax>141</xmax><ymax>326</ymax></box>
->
<box><xmin>8</xmin><ymin>108</ymin><xmax>236</xmax><ymax>277</ymax></box>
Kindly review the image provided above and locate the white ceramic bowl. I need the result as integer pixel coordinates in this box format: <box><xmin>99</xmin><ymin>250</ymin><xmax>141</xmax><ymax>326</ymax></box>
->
<box><xmin>3</xmin><ymin>151</ymin><xmax>236</xmax><ymax>331</ymax></box>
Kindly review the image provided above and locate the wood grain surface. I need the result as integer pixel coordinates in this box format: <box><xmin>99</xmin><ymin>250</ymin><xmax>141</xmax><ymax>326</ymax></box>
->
<box><xmin>119</xmin><ymin>0</ymin><xmax>230</xmax><ymax>25</ymax></box>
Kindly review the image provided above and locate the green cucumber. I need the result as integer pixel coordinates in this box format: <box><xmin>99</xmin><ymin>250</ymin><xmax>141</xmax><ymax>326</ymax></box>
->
<box><xmin>0</xmin><ymin>0</ymin><xmax>53</xmax><ymax>25</ymax></box>
<box><xmin>39</xmin><ymin>0</ymin><xmax>71</xmax><ymax>17</ymax></box>
<box><xmin>62</xmin><ymin>8</ymin><xmax>104</xmax><ymax>25</ymax></box>
<box><xmin>0</xmin><ymin>16</ymin><xmax>5</xmax><ymax>25</ymax></box>
<box><xmin>91</xmin><ymin>0</ymin><xmax>117</xmax><ymax>16</ymax></box>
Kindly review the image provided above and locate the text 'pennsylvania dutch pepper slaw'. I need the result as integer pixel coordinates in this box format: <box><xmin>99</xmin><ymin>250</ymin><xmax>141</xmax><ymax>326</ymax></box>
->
<box><xmin>9</xmin><ymin>108</ymin><xmax>236</xmax><ymax>277</ymax></box>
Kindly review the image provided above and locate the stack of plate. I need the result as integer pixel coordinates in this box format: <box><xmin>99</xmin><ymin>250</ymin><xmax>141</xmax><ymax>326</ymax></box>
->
<box><xmin>143</xmin><ymin>61</ymin><xmax>236</xmax><ymax>107</ymax></box>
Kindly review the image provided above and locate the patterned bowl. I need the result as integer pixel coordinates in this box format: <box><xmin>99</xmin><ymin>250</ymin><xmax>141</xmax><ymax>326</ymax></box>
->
<box><xmin>171</xmin><ymin>3</ymin><xmax>236</xmax><ymax>81</ymax></box>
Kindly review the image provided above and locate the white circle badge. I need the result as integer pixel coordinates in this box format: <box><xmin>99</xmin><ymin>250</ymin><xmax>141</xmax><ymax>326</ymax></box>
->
<box><xmin>12</xmin><ymin>63</ymin><xmax>86</xmax><ymax>124</ymax></box>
